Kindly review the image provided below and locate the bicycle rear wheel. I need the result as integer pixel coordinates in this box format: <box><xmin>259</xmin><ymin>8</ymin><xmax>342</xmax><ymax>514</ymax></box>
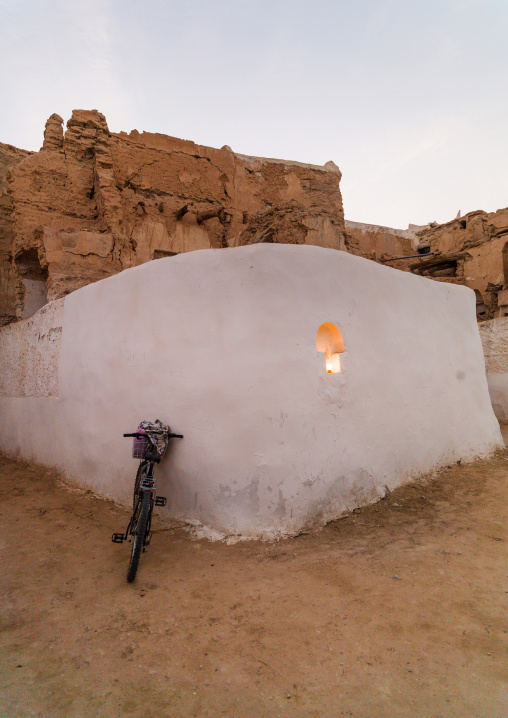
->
<box><xmin>127</xmin><ymin>491</ymin><xmax>151</xmax><ymax>583</ymax></box>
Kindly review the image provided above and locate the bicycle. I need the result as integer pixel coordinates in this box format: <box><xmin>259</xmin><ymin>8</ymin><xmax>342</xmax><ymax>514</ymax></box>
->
<box><xmin>111</xmin><ymin>420</ymin><xmax>183</xmax><ymax>582</ymax></box>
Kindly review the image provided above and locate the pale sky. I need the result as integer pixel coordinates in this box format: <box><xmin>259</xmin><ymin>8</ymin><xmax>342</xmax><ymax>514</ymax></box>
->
<box><xmin>1</xmin><ymin>0</ymin><xmax>507</xmax><ymax>228</ymax></box>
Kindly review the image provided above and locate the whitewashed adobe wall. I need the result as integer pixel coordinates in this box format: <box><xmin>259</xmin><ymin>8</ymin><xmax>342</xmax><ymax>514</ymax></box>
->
<box><xmin>0</xmin><ymin>245</ymin><xmax>503</xmax><ymax>540</ymax></box>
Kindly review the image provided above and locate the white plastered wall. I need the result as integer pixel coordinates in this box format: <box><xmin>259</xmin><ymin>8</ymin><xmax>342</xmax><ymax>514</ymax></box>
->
<box><xmin>0</xmin><ymin>245</ymin><xmax>503</xmax><ymax>539</ymax></box>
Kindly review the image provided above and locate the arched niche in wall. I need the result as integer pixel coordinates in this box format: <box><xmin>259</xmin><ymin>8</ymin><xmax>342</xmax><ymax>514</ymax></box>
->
<box><xmin>15</xmin><ymin>248</ymin><xmax>48</xmax><ymax>319</ymax></box>
<box><xmin>316</xmin><ymin>322</ymin><xmax>345</xmax><ymax>373</ymax></box>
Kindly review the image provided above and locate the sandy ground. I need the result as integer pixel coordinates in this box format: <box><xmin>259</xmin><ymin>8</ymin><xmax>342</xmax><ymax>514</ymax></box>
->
<box><xmin>1</xmin><ymin>431</ymin><xmax>508</xmax><ymax>718</ymax></box>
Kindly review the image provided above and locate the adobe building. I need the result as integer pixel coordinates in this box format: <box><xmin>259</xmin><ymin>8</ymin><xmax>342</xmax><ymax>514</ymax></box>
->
<box><xmin>0</xmin><ymin>244</ymin><xmax>502</xmax><ymax>539</ymax></box>
<box><xmin>2</xmin><ymin>110</ymin><xmax>508</xmax><ymax>423</ymax></box>
<box><xmin>0</xmin><ymin>111</ymin><xmax>505</xmax><ymax>536</ymax></box>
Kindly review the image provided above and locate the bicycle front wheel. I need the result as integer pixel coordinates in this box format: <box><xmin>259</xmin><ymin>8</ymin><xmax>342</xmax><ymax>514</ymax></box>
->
<box><xmin>133</xmin><ymin>461</ymin><xmax>147</xmax><ymax>509</ymax></box>
<box><xmin>127</xmin><ymin>491</ymin><xmax>151</xmax><ymax>583</ymax></box>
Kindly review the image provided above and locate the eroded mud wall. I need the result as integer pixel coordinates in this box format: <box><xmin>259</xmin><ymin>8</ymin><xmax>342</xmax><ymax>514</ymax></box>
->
<box><xmin>414</xmin><ymin>209</ymin><xmax>508</xmax><ymax>319</ymax></box>
<box><xmin>0</xmin><ymin>142</ymin><xmax>33</xmax><ymax>324</ymax></box>
<box><xmin>344</xmin><ymin>220</ymin><xmax>417</xmax><ymax>269</ymax></box>
<box><xmin>1</xmin><ymin>111</ymin><xmax>346</xmax><ymax>323</ymax></box>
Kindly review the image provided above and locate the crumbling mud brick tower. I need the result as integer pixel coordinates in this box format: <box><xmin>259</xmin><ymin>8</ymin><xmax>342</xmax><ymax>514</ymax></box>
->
<box><xmin>0</xmin><ymin>110</ymin><xmax>347</xmax><ymax>324</ymax></box>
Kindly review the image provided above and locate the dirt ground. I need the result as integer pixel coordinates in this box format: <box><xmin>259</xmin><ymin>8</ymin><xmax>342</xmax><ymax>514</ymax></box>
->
<box><xmin>1</xmin><ymin>432</ymin><xmax>507</xmax><ymax>718</ymax></box>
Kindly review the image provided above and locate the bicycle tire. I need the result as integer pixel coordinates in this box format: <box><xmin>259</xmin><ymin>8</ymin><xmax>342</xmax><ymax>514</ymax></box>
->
<box><xmin>127</xmin><ymin>491</ymin><xmax>151</xmax><ymax>583</ymax></box>
<box><xmin>133</xmin><ymin>461</ymin><xmax>146</xmax><ymax>509</ymax></box>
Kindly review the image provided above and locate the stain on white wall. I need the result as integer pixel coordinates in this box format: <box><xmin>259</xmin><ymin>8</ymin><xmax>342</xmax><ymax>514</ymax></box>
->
<box><xmin>0</xmin><ymin>245</ymin><xmax>502</xmax><ymax>539</ymax></box>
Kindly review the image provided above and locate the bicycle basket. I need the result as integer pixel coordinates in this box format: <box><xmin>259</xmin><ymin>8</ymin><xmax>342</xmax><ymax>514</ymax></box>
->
<box><xmin>132</xmin><ymin>431</ymin><xmax>152</xmax><ymax>459</ymax></box>
<box><xmin>138</xmin><ymin>420</ymin><xmax>169</xmax><ymax>459</ymax></box>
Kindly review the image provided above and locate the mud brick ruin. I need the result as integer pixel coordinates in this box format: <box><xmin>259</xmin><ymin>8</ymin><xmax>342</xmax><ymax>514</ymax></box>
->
<box><xmin>1</xmin><ymin>110</ymin><xmax>349</xmax><ymax>324</ymax></box>
<box><xmin>411</xmin><ymin>209</ymin><xmax>508</xmax><ymax>320</ymax></box>
<box><xmin>1</xmin><ymin>109</ymin><xmax>507</xmax><ymax>329</ymax></box>
<box><xmin>0</xmin><ymin>109</ymin><xmax>429</xmax><ymax>325</ymax></box>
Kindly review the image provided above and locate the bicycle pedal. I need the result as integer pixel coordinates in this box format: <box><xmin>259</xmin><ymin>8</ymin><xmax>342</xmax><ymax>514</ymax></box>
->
<box><xmin>155</xmin><ymin>496</ymin><xmax>167</xmax><ymax>507</ymax></box>
<box><xmin>111</xmin><ymin>533</ymin><xmax>125</xmax><ymax>543</ymax></box>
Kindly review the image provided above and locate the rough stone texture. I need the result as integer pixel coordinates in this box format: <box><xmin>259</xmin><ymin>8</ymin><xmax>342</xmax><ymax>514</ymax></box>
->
<box><xmin>480</xmin><ymin>316</ymin><xmax>508</xmax><ymax>374</ymax></box>
<box><xmin>0</xmin><ymin>142</ymin><xmax>33</xmax><ymax>324</ymax></box>
<box><xmin>344</xmin><ymin>220</ymin><xmax>417</xmax><ymax>270</ymax></box>
<box><xmin>0</xmin><ymin>245</ymin><xmax>502</xmax><ymax>539</ymax></box>
<box><xmin>478</xmin><ymin>317</ymin><xmax>508</xmax><ymax>421</ymax></box>
<box><xmin>7</xmin><ymin>110</ymin><xmax>121</xmax><ymax>313</ymax></box>
<box><xmin>42</xmin><ymin>113</ymin><xmax>64</xmax><ymax>152</ymax></box>
<box><xmin>1</xmin><ymin>110</ymin><xmax>346</xmax><ymax>323</ymax></box>
<box><xmin>414</xmin><ymin>208</ymin><xmax>508</xmax><ymax>320</ymax></box>
<box><xmin>0</xmin><ymin>298</ymin><xmax>63</xmax><ymax>398</ymax></box>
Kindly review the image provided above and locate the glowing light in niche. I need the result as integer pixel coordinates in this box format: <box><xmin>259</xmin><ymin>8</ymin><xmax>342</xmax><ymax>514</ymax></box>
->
<box><xmin>317</xmin><ymin>323</ymin><xmax>345</xmax><ymax>374</ymax></box>
<box><xmin>326</xmin><ymin>352</ymin><xmax>341</xmax><ymax>373</ymax></box>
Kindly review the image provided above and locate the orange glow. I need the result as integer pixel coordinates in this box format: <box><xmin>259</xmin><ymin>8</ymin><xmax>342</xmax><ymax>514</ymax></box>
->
<box><xmin>326</xmin><ymin>353</ymin><xmax>341</xmax><ymax>373</ymax></box>
<box><xmin>318</xmin><ymin>323</ymin><xmax>345</xmax><ymax>374</ymax></box>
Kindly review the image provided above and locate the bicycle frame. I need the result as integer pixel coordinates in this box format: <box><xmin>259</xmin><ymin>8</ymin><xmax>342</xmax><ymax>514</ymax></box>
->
<box><xmin>112</xmin><ymin>425</ymin><xmax>182</xmax><ymax>582</ymax></box>
<box><xmin>114</xmin><ymin>458</ymin><xmax>167</xmax><ymax>544</ymax></box>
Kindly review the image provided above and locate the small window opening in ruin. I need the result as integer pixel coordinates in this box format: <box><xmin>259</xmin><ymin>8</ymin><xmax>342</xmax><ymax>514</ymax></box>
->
<box><xmin>459</xmin><ymin>219</ymin><xmax>467</xmax><ymax>229</ymax></box>
<box><xmin>151</xmin><ymin>249</ymin><xmax>179</xmax><ymax>260</ymax></box>
<box><xmin>175</xmin><ymin>205</ymin><xmax>188</xmax><ymax>220</ymax></box>
<box><xmin>421</xmin><ymin>260</ymin><xmax>457</xmax><ymax>278</ymax></box>
<box><xmin>316</xmin><ymin>322</ymin><xmax>345</xmax><ymax>373</ymax></box>
<box><xmin>417</xmin><ymin>246</ymin><xmax>431</xmax><ymax>255</ymax></box>
<box><xmin>475</xmin><ymin>290</ymin><xmax>487</xmax><ymax>317</ymax></box>
<box><xmin>15</xmin><ymin>248</ymin><xmax>48</xmax><ymax>319</ymax></box>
